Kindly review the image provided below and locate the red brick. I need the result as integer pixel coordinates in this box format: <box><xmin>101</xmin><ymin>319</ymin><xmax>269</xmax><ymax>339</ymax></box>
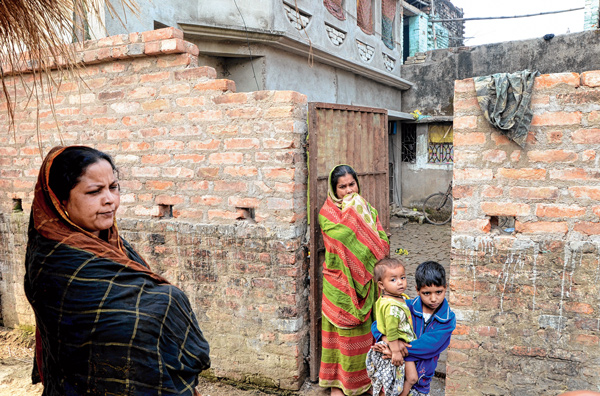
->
<box><xmin>155</xmin><ymin>195</ymin><xmax>184</xmax><ymax>205</ymax></box>
<box><xmin>449</xmin><ymin>339</ymin><xmax>479</xmax><ymax>350</ymax></box>
<box><xmin>533</xmin><ymin>72</ymin><xmax>580</xmax><ymax>89</ymax></box>
<box><xmin>176</xmin><ymin>97</ymin><xmax>206</xmax><ymax>107</ymax></box>
<box><xmin>267</xmin><ymin>198</ymin><xmax>293</xmax><ymax>210</ymax></box>
<box><xmin>531</xmin><ymin>111</ymin><xmax>582</xmax><ymax>126</ymax></box>
<box><xmin>174</xmin><ymin>66</ymin><xmax>217</xmax><ymax>81</ymax></box>
<box><xmin>482</xmin><ymin>186</ymin><xmax>503</xmax><ymax>198</ymax></box>
<box><xmin>509</xmin><ymin>187</ymin><xmax>558</xmax><ymax>200</ymax></box>
<box><xmin>191</xmin><ymin>195</ymin><xmax>222</xmax><ymax>206</ymax></box>
<box><xmin>159</xmin><ymin>84</ymin><xmax>191</xmax><ymax>96</ymax></box>
<box><xmin>141</xmin><ymin>99</ymin><xmax>169</xmax><ymax>111</ymax></box>
<box><xmin>452</xmin><ymin>325</ymin><xmax>470</xmax><ymax>335</ymax></box>
<box><xmin>489</xmin><ymin>132</ymin><xmax>509</xmax><ymax>146</ymax></box>
<box><xmin>162</xmin><ymin>167</ymin><xmax>194</xmax><ymax>178</ymax></box>
<box><xmin>589</xmin><ymin>111</ymin><xmax>600</xmax><ymax>123</ymax></box>
<box><xmin>574</xmin><ymin>334</ymin><xmax>599</xmax><ymax>346</ymax></box>
<box><xmin>549</xmin><ymin>168</ymin><xmax>593</xmax><ymax>180</ymax></box>
<box><xmin>208</xmin><ymin>152</ymin><xmax>243</xmax><ymax>164</ymax></box>
<box><xmin>207</xmin><ymin>210</ymin><xmax>239</xmax><ymax>220</ymax></box>
<box><xmin>157</xmin><ymin>53</ymin><xmax>193</xmax><ymax>67</ymax></box>
<box><xmin>574</xmin><ymin>222</ymin><xmax>600</xmax><ymax>235</ymax></box>
<box><xmin>453</xmin><ymin>132</ymin><xmax>485</xmax><ymax>146</ymax></box>
<box><xmin>475</xmin><ymin>326</ymin><xmax>498</xmax><ymax>337</ymax></box>
<box><xmin>173</xmin><ymin>154</ymin><xmax>205</xmax><ymax>163</ymax></box>
<box><xmin>273</xmin><ymin>91</ymin><xmax>307</xmax><ymax>104</ymax></box>
<box><xmin>511</xmin><ymin>346</ymin><xmax>546</xmax><ymax>357</ymax></box>
<box><xmin>482</xmin><ymin>149</ymin><xmax>507</xmax><ymax>163</ymax></box>
<box><xmin>497</xmin><ymin>168</ymin><xmax>546</xmax><ymax>180</ymax></box>
<box><xmin>452</xmin><ymin>185</ymin><xmax>474</xmax><ymax>199</ymax></box>
<box><xmin>527</xmin><ymin>150</ymin><xmax>577</xmax><ymax>163</ymax></box>
<box><xmin>453</xmin><ymin>116</ymin><xmax>478</xmax><ymax>130</ymax></box>
<box><xmin>263</xmin><ymin>139</ymin><xmax>295</xmax><ymax>149</ymax></box>
<box><xmin>153</xmin><ymin>112</ymin><xmax>184</xmax><ymax>123</ymax></box>
<box><xmin>581</xmin><ymin>71</ymin><xmax>600</xmax><ymax>87</ymax></box>
<box><xmin>91</xmin><ymin>117</ymin><xmax>118</xmax><ymax>126</ymax></box>
<box><xmin>228</xmin><ymin>197</ymin><xmax>261</xmax><ymax>208</ymax></box>
<box><xmin>179</xmin><ymin>181</ymin><xmax>209</xmax><ymax>190</ymax></box>
<box><xmin>122</xmin><ymin>116</ymin><xmax>150</xmax><ymax>126</ymax></box>
<box><xmin>146</xmin><ymin>180</ymin><xmax>174</xmax><ymax>190</ymax></box>
<box><xmin>141</xmin><ymin>27</ymin><xmax>184</xmax><ymax>42</ymax></box>
<box><xmin>452</xmin><ymin>219</ymin><xmax>491</xmax><ymax>233</ymax></box>
<box><xmin>142</xmin><ymin>154</ymin><xmax>170</xmax><ymax>164</ymax></box>
<box><xmin>155</xmin><ymin>140</ymin><xmax>184</xmax><ymax>150</ymax></box>
<box><xmin>213</xmin><ymin>93</ymin><xmax>248</xmax><ymax>104</ymax></box>
<box><xmin>515</xmin><ymin>221</ymin><xmax>568</xmax><ymax>234</ymax></box>
<box><xmin>263</xmin><ymin>168</ymin><xmax>295</xmax><ymax>181</ymax></box>
<box><xmin>481</xmin><ymin>202</ymin><xmax>530</xmax><ymax>216</ymax></box>
<box><xmin>214</xmin><ymin>181</ymin><xmax>247</xmax><ymax>192</ymax></box>
<box><xmin>572</xmin><ymin>128</ymin><xmax>600</xmax><ymax>144</ymax></box>
<box><xmin>226</xmin><ymin>107</ymin><xmax>261</xmax><ymax>119</ymax></box>
<box><xmin>140</xmin><ymin>71</ymin><xmax>170</xmax><ymax>83</ymax></box>
<box><xmin>224</xmin><ymin>166</ymin><xmax>258</xmax><ymax>177</ymax></box>
<box><xmin>194</xmin><ymin>79</ymin><xmax>235</xmax><ymax>92</ymax></box>
<box><xmin>224</xmin><ymin>138</ymin><xmax>260</xmax><ymax>150</ymax></box>
<box><xmin>454</xmin><ymin>78</ymin><xmax>475</xmax><ymax>93</ymax></box>
<box><xmin>454</xmin><ymin>168</ymin><xmax>493</xmax><ymax>181</ymax></box>
<box><xmin>569</xmin><ymin>186</ymin><xmax>600</xmax><ymax>200</ymax></box>
<box><xmin>531</xmin><ymin>95</ymin><xmax>550</xmax><ymax>106</ymax></box>
<box><xmin>265</xmin><ymin>106</ymin><xmax>295</xmax><ymax>119</ymax></box>
<box><xmin>582</xmin><ymin>150</ymin><xmax>596</xmax><ymax>162</ymax></box>
<box><xmin>140</xmin><ymin>128</ymin><xmax>167</xmax><ymax>138</ymax></box>
<box><xmin>454</xmin><ymin>97</ymin><xmax>479</xmax><ymax>111</ymax></box>
<box><xmin>189</xmin><ymin>140</ymin><xmax>221</xmax><ymax>150</ymax></box>
<box><xmin>564</xmin><ymin>302</ymin><xmax>594</xmax><ymax>314</ymax></box>
<box><xmin>197</xmin><ymin>167</ymin><xmax>220</xmax><ymax>179</ymax></box>
<box><xmin>123</xmin><ymin>142</ymin><xmax>151</xmax><ymax>151</ymax></box>
<box><xmin>536</xmin><ymin>204</ymin><xmax>585</xmax><ymax>218</ymax></box>
<box><xmin>188</xmin><ymin>110</ymin><xmax>223</xmax><ymax>121</ymax></box>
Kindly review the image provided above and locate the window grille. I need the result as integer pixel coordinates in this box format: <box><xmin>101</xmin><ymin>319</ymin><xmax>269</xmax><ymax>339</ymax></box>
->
<box><xmin>427</xmin><ymin>124</ymin><xmax>453</xmax><ymax>163</ymax></box>
<box><xmin>401</xmin><ymin>123</ymin><xmax>417</xmax><ymax>163</ymax></box>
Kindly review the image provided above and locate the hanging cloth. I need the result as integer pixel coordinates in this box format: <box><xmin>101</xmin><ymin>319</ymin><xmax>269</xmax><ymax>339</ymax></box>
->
<box><xmin>324</xmin><ymin>0</ymin><xmax>345</xmax><ymax>20</ymax></box>
<box><xmin>474</xmin><ymin>70</ymin><xmax>540</xmax><ymax>147</ymax></box>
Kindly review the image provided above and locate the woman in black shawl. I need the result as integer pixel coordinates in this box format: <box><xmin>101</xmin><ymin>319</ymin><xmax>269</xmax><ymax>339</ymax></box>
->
<box><xmin>25</xmin><ymin>146</ymin><xmax>210</xmax><ymax>395</ymax></box>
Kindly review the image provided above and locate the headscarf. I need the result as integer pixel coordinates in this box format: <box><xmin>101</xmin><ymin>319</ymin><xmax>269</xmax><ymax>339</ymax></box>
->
<box><xmin>328</xmin><ymin>164</ymin><xmax>377</xmax><ymax>232</ymax></box>
<box><xmin>31</xmin><ymin>146</ymin><xmax>166</xmax><ymax>283</ymax></box>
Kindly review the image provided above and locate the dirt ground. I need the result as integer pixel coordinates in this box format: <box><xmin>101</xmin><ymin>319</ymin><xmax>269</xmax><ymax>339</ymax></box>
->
<box><xmin>0</xmin><ymin>221</ymin><xmax>451</xmax><ymax>396</ymax></box>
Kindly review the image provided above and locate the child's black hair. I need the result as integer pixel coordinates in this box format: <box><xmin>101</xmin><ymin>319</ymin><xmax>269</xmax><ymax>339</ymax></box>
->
<box><xmin>374</xmin><ymin>258</ymin><xmax>404</xmax><ymax>284</ymax></box>
<box><xmin>415</xmin><ymin>261</ymin><xmax>447</xmax><ymax>290</ymax></box>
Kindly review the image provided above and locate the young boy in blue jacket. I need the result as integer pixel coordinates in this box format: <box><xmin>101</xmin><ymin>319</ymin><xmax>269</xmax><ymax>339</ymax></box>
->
<box><xmin>371</xmin><ymin>261</ymin><xmax>456</xmax><ymax>396</ymax></box>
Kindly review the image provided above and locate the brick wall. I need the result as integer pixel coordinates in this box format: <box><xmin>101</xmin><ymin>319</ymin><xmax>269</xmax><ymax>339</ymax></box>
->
<box><xmin>0</xmin><ymin>28</ymin><xmax>309</xmax><ymax>389</ymax></box>
<box><xmin>448</xmin><ymin>72</ymin><xmax>600</xmax><ymax>394</ymax></box>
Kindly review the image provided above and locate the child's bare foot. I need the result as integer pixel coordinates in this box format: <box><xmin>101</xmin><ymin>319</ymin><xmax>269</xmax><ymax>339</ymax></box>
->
<box><xmin>330</xmin><ymin>387</ymin><xmax>344</xmax><ymax>396</ymax></box>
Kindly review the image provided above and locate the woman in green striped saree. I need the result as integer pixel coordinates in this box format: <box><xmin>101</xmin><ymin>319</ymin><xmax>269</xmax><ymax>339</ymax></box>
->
<box><xmin>318</xmin><ymin>165</ymin><xmax>390</xmax><ymax>396</ymax></box>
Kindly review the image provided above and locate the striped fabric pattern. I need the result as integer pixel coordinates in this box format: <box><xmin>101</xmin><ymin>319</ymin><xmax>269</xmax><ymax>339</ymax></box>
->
<box><xmin>318</xmin><ymin>192</ymin><xmax>389</xmax><ymax>395</ymax></box>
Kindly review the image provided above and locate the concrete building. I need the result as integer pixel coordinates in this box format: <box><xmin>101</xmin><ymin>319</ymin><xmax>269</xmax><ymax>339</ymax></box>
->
<box><xmin>99</xmin><ymin>0</ymin><xmax>464</xmax><ymax>207</ymax></box>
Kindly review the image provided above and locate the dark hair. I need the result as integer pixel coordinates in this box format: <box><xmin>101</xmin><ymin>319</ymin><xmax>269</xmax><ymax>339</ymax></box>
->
<box><xmin>415</xmin><ymin>261</ymin><xmax>447</xmax><ymax>290</ymax></box>
<box><xmin>48</xmin><ymin>146</ymin><xmax>117</xmax><ymax>202</ymax></box>
<box><xmin>374</xmin><ymin>258</ymin><xmax>404</xmax><ymax>283</ymax></box>
<box><xmin>331</xmin><ymin>165</ymin><xmax>358</xmax><ymax>195</ymax></box>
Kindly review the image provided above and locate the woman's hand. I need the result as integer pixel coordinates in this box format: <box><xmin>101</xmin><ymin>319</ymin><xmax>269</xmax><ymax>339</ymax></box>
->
<box><xmin>391</xmin><ymin>351</ymin><xmax>404</xmax><ymax>367</ymax></box>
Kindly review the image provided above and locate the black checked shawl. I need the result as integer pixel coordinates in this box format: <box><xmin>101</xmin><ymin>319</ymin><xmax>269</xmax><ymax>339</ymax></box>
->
<box><xmin>24</xmin><ymin>146</ymin><xmax>210</xmax><ymax>395</ymax></box>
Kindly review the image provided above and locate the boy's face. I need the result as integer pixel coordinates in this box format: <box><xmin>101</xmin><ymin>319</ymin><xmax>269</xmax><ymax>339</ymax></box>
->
<box><xmin>378</xmin><ymin>266</ymin><xmax>407</xmax><ymax>297</ymax></box>
<box><xmin>416</xmin><ymin>284</ymin><xmax>447</xmax><ymax>314</ymax></box>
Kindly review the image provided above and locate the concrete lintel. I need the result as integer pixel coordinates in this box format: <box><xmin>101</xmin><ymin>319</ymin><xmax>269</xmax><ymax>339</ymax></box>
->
<box><xmin>415</xmin><ymin>115</ymin><xmax>454</xmax><ymax>123</ymax></box>
<box><xmin>178</xmin><ymin>22</ymin><xmax>414</xmax><ymax>91</ymax></box>
<box><xmin>402</xmin><ymin>1</ymin><xmax>423</xmax><ymax>17</ymax></box>
<box><xmin>388</xmin><ymin>110</ymin><xmax>414</xmax><ymax>120</ymax></box>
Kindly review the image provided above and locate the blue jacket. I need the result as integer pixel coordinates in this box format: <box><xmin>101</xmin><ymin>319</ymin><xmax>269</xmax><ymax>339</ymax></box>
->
<box><xmin>372</xmin><ymin>297</ymin><xmax>456</xmax><ymax>394</ymax></box>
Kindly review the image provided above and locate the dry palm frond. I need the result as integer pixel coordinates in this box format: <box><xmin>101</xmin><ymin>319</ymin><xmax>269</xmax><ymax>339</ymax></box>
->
<box><xmin>0</xmin><ymin>0</ymin><xmax>137</xmax><ymax>145</ymax></box>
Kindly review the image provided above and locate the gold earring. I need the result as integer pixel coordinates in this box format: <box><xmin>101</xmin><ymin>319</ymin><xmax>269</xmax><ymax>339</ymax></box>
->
<box><xmin>64</xmin><ymin>209</ymin><xmax>70</xmax><ymax>218</ymax></box>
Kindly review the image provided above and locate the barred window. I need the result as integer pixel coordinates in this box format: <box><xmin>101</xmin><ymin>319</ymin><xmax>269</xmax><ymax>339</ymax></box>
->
<box><xmin>401</xmin><ymin>123</ymin><xmax>417</xmax><ymax>163</ymax></box>
<box><xmin>428</xmin><ymin>124</ymin><xmax>453</xmax><ymax>163</ymax></box>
